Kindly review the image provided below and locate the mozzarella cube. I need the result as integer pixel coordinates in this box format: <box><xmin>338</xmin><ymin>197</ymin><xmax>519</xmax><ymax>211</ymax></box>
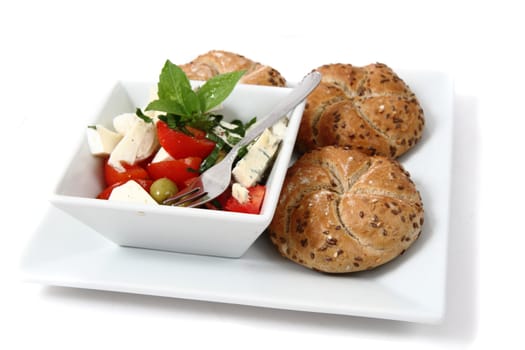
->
<box><xmin>108</xmin><ymin>118</ymin><xmax>158</xmax><ymax>172</ymax></box>
<box><xmin>113</xmin><ymin>113</ymin><xmax>138</xmax><ymax>135</ymax></box>
<box><xmin>108</xmin><ymin>180</ymin><xmax>158</xmax><ymax>205</ymax></box>
<box><xmin>151</xmin><ymin>146</ymin><xmax>174</xmax><ymax>163</ymax></box>
<box><xmin>86</xmin><ymin>125</ymin><xmax>123</xmax><ymax>157</ymax></box>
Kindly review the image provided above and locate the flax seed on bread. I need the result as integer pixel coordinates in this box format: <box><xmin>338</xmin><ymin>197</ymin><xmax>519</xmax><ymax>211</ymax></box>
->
<box><xmin>268</xmin><ymin>146</ymin><xmax>424</xmax><ymax>273</ymax></box>
<box><xmin>296</xmin><ymin>63</ymin><xmax>424</xmax><ymax>158</ymax></box>
<box><xmin>180</xmin><ymin>50</ymin><xmax>286</xmax><ymax>87</ymax></box>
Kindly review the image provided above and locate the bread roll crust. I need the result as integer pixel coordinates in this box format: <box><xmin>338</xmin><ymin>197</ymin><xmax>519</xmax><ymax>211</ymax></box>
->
<box><xmin>180</xmin><ymin>50</ymin><xmax>286</xmax><ymax>87</ymax></box>
<box><xmin>268</xmin><ymin>146</ymin><xmax>424</xmax><ymax>273</ymax></box>
<box><xmin>297</xmin><ymin>63</ymin><xmax>425</xmax><ymax>158</ymax></box>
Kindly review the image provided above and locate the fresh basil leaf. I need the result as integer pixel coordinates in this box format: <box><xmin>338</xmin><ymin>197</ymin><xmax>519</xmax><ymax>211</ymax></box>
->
<box><xmin>159</xmin><ymin>114</ymin><xmax>181</xmax><ymax>130</ymax></box>
<box><xmin>210</xmin><ymin>114</ymin><xmax>224</xmax><ymax>123</ymax></box>
<box><xmin>200</xmin><ymin>143</ymin><xmax>224</xmax><ymax>173</ymax></box>
<box><xmin>149</xmin><ymin>61</ymin><xmax>242</xmax><ymax>134</ymax></box>
<box><xmin>228</xmin><ymin>117</ymin><xmax>257</xmax><ymax>137</ymax></box>
<box><xmin>135</xmin><ymin>108</ymin><xmax>153</xmax><ymax>123</ymax></box>
<box><xmin>245</xmin><ymin>116</ymin><xmax>257</xmax><ymax>129</ymax></box>
<box><xmin>181</xmin><ymin>90</ymin><xmax>201</xmax><ymax>117</ymax></box>
<box><xmin>226</xmin><ymin>134</ymin><xmax>242</xmax><ymax>145</ymax></box>
<box><xmin>230</xmin><ymin>120</ymin><xmax>243</xmax><ymax>126</ymax></box>
<box><xmin>189</xmin><ymin>116</ymin><xmax>218</xmax><ymax>133</ymax></box>
<box><xmin>205</xmin><ymin>131</ymin><xmax>226</xmax><ymax>146</ymax></box>
<box><xmin>154</xmin><ymin>60</ymin><xmax>203</xmax><ymax>119</ymax></box>
<box><xmin>157</xmin><ymin>60</ymin><xmax>193</xmax><ymax>103</ymax></box>
<box><xmin>197</xmin><ymin>70</ymin><xmax>245</xmax><ymax>112</ymax></box>
<box><xmin>228</xmin><ymin>120</ymin><xmax>244</xmax><ymax>130</ymax></box>
<box><xmin>235</xmin><ymin>144</ymin><xmax>249</xmax><ymax>162</ymax></box>
<box><xmin>146</xmin><ymin>99</ymin><xmax>187</xmax><ymax>116</ymax></box>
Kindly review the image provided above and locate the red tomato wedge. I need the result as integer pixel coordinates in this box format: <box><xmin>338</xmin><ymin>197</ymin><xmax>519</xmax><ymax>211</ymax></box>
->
<box><xmin>97</xmin><ymin>179</ymin><xmax>153</xmax><ymax>200</ymax></box>
<box><xmin>156</xmin><ymin>121</ymin><xmax>215</xmax><ymax>159</ymax></box>
<box><xmin>146</xmin><ymin>157</ymin><xmax>202</xmax><ymax>189</ymax></box>
<box><xmin>104</xmin><ymin>161</ymin><xmax>150</xmax><ymax>187</ymax></box>
<box><xmin>224</xmin><ymin>185</ymin><xmax>266</xmax><ymax>214</ymax></box>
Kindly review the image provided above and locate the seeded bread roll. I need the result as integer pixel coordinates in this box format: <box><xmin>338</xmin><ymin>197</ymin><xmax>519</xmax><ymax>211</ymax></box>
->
<box><xmin>180</xmin><ymin>50</ymin><xmax>286</xmax><ymax>87</ymax></box>
<box><xmin>268</xmin><ymin>146</ymin><xmax>424</xmax><ymax>273</ymax></box>
<box><xmin>296</xmin><ymin>63</ymin><xmax>425</xmax><ymax>158</ymax></box>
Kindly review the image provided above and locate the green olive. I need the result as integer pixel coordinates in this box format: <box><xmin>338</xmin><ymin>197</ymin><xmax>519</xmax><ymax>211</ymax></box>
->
<box><xmin>150</xmin><ymin>178</ymin><xmax>178</xmax><ymax>204</ymax></box>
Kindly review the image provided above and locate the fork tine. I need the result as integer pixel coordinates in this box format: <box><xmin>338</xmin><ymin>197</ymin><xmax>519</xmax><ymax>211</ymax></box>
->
<box><xmin>163</xmin><ymin>188</ymin><xmax>203</xmax><ymax>206</ymax></box>
<box><xmin>176</xmin><ymin>192</ymin><xmax>210</xmax><ymax>208</ymax></box>
<box><xmin>162</xmin><ymin>178</ymin><xmax>203</xmax><ymax>206</ymax></box>
<box><xmin>184</xmin><ymin>194</ymin><xmax>216</xmax><ymax>208</ymax></box>
<box><xmin>165</xmin><ymin>188</ymin><xmax>206</xmax><ymax>206</ymax></box>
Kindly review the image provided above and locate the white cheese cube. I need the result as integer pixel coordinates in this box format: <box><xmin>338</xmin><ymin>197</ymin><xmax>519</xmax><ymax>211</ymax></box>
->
<box><xmin>232</xmin><ymin>128</ymin><xmax>281</xmax><ymax>188</ymax></box>
<box><xmin>108</xmin><ymin>180</ymin><xmax>158</xmax><ymax>205</ymax></box>
<box><xmin>108</xmin><ymin>118</ymin><xmax>158</xmax><ymax>172</ymax></box>
<box><xmin>151</xmin><ymin>146</ymin><xmax>174</xmax><ymax>163</ymax></box>
<box><xmin>86</xmin><ymin>125</ymin><xmax>123</xmax><ymax>157</ymax></box>
<box><xmin>232</xmin><ymin>183</ymin><xmax>250</xmax><ymax>204</ymax></box>
<box><xmin>113</xmin><ymin>113</ymin><xmax>138</xmax><ymax>135</ymax></box>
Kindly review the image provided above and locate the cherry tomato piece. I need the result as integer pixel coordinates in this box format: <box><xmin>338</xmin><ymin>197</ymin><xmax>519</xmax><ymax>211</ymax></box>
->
<box><xmin>104</xmin><ymin>161</ymin><xmax>149</xmax><ymax>187</ymax></box>
<box><xmin>146</xmin><ymin>157</ymin><xmax>202</xmax><ymax>189</ymax></box>
<box><xmin>156</xmin><ymin>121</ymin><xmax>215</xmax><ymax>159</ymax></box>
<box><xmin>224</xmin><ymin>185</ymin><xmax>266</xmax><ymax>214</ymax></box>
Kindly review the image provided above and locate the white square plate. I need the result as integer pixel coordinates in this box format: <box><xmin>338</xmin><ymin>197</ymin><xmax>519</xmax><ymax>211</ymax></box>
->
<box><xmin>20</xmin><ymin>70</ymin><xmax>453</xmax><ymax>323</ymax></box>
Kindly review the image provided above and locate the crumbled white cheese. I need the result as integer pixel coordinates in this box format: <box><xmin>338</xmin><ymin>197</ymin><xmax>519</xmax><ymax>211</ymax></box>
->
<box><xmin>232</xmin><ymin>128</ymin><xmax>281</xmax><ymax>188</ymax></box>
<box><xmin>270</xmin><ymin>117</ymin><xmax>288</xmax><ymax>139</ymax></box>
<box><xmin>231</xmin><ymin>117</ymin><xmax>288</xmax><ymax>188</ymax></box>
<box><xmin>232</xmin><ymin>183</ymin><xmax>250</xmax><ymax>204</ymax></box>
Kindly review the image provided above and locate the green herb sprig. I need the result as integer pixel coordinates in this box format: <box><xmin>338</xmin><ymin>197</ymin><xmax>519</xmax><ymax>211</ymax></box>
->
<box><xmin>145</xmin><ymin>59</ymin><xmax>245</xmax><ymax>132</ymax></box>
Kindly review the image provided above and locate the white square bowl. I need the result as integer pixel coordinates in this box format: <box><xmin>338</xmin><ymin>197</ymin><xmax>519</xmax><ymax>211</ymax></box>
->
<box><xmin>49</xmin><ymin>81</ymin><xmax>305</xmax><ymax>258</ymax></box>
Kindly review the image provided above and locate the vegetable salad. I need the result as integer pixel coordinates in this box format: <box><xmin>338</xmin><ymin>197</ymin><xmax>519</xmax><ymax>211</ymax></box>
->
<box><xmin>86</xmin><ymin>60</ymin><xmax>286</xmax><ymax>214</ymax></box>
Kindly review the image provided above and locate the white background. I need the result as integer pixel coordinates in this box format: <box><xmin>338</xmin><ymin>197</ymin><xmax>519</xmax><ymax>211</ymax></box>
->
<box><xmin>1</xmin><ymin>0</ymin><xmax>523</xmax><ymax>348</ymax></box>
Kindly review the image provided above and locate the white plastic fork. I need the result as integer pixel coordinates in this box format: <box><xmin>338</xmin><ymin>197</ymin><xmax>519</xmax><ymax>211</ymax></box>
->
<box><xmin>163</xmin><ymin>71</ymin><xmax>321</xmax><ymax>208</ymax></box>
